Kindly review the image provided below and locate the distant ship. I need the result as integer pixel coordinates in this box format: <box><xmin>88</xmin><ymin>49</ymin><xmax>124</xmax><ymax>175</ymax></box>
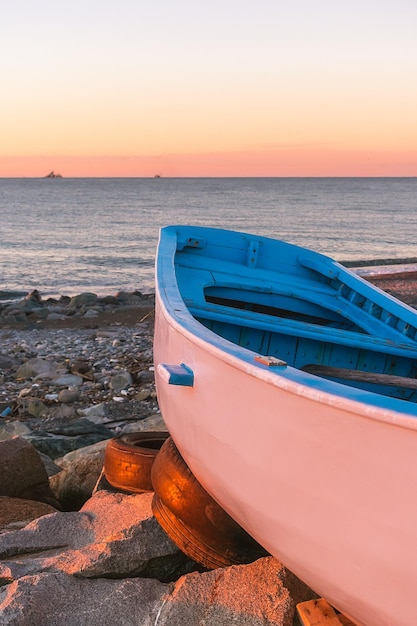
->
<box><xmin>44</xmin><ymin>171</ymin><xmax>62</xmax><ymax>178</ymax></box>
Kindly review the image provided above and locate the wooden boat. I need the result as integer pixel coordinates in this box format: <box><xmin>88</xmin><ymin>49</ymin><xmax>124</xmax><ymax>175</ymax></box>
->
<box><xmin>153</xmin><ymin>225</ymin><xmax>417</xmax><ymax>626</ymax></box>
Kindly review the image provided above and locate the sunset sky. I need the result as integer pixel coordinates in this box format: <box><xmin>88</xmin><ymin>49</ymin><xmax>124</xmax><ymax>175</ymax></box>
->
<box><xmin>1</xmin><ymin>0</ymin><xmax>417</xmax><ymax>177</ymax></box>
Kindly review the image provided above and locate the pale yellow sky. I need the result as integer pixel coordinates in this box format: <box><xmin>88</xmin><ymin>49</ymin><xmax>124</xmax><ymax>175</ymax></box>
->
<box><xmin>1</xmin><ymin>0</ymin><xmax>417</xmax><ymax>176</ymax></box>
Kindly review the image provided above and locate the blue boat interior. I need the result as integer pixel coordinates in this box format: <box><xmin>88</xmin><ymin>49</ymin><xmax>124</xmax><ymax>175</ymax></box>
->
<box><xmin>172</xmin><ymin>228</ymin><xmax>417</xmax><ymax>404</ymax></box>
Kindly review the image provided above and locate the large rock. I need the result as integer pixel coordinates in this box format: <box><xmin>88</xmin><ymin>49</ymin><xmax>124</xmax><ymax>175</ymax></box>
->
<box><xmin>0</xmin><ymin>437</ymin><xmax>59</xmax><ymax>506</ymax></box>
<box><xmin>0</xmin><ymin>556</ymin><xmax>314</xmax><ymax>626</ymax></box>
<box><xmin>50</xmin><ymin>440</ymin><xmax>109</xmax><ymax>510</ymax></box>
<box><xmin>0</xmin><ymin>510</ymin><xmax>95</xmax><ymax>563</ymax></box>
<box><xmin>68</xmin><ymin>293</ymin><xmax>98</xmax><ymax>309</ymax></box>
<box><xmin>121</xmin><ymin>413</ymin><xmax>167</xmax><ymax>433</ymax></box>
<box><xmin>0</xmin><ymin>497</ymin><xmax>58</xmax><ymax>533</ymax></box>
<box><xmin>158</xmin><ymin>557</ymin><xmax>297</xmax><ymax>626</ymax></box>
<box><xmin>0</xmin><ymin>573</ymin><xmax>169</xmax><ymax>626</ymax></box>
<box><xmin>26</xmin><ymin>418</ymin><xmax>112</xmax><ymax>460</ymax></box>
<box><xmin>0</xmin><ymin>491</ymin><xmax>193</xmax><ymax>583</ymax></box>
<box><xmin>0</xmin><ymin>488</ymin><xmax>317</xmax><ymax>625</ymax></box>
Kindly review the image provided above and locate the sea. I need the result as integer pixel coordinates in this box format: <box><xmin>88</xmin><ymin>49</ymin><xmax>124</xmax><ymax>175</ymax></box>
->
<box><xmin>1</xmin><ymin>177</ymin><xmax>416</xmax><ymax>302</ymax></box>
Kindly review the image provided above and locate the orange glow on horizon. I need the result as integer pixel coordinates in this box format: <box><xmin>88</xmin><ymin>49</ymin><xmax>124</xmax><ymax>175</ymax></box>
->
<box><xmin>0</xmin><ymin>149</ymin><xmax>416</xmax><ymax>178</ymax></box>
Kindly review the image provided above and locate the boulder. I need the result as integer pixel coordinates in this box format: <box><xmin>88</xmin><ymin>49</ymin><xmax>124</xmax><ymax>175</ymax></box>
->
<box><xmin>68</xmin><ymin>293</ymin><xmax>98</xmax><ymax>309</ymax></box>
<box><xmin>26</xmin><ymin>431</ymin><xmax>111</xmax><ymax>461</ymax></box>
<box><xmin>50</xmin><ymin>440</ymin><xmax>109</xmax><ymax>510</ymax></box>
<box><xmin>0</xmin><ymin>437</ymin><xmax>59</xmax><ymax>507</ymax></box>
<box><xmin>0</xmin><ymin>497</ymin><xmax>58</xmax><ymax>533</ymax></box>
<box><xmin>26</xmin><ymin>418</ymin><xmax>113</xmax><ymax>460</ymax></box>
<box><xmin>0</xmin><ymin>488</ymin><xmax>317</xmax><ymax>625</ymax></box>
<box><xmin>121</xmin><ymin>413</ymin><xmax>167</xmax><ymax>433</ymax></box>
<box><xmin>0</xmin><ymin>491</ymin><xmax>194</xmax><ymax>583</ymax></box>
<box><xmin>158</xmin><ymin>557</ymin><xmax>297</xmax><ymax>626</ymax></box>
<box><xmin>0</xmin><ymin>554</ymin><xmax>314</xmax><ymax>626</ymax></box>
<box><xmin>0</xmin><ymin>573</ymin><xmax>169</xmax><ymax>626</ymax></box>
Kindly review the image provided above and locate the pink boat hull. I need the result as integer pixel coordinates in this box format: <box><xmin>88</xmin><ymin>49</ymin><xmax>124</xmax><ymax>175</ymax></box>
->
<box><xmin>154</xmin><ymin>291</ymin><xmax>417</xmax><ymax>626</ymax></box>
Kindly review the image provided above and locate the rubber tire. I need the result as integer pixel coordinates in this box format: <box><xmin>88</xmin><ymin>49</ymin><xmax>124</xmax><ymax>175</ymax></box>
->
<box><xmin>104</xmin><ymin>431</ymin><xmax>169</xmax><ymax>493</ymax></box>
<box><xmin>151</xmin><ymin>437</ymin><xmax>266</xmax><ymax>568</ymax></box>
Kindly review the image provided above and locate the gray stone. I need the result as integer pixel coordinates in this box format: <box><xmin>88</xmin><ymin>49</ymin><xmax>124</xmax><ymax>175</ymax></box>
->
<box><xmin>0</xmin><ymin>554</ymin><xmax>315</xmax><ymax>626</ymax></box>
<box><xmin>47</xmin><ymin>403</ymin><xmax>76</xmax><ymax>420</ymax></box>
<box><xmin>0</xmin><ymin>491</ymin><xmax>154</xmax><ymax>558</ymax></box>
<box><xmin>0</xmin><ymin>355</ymin><xmax>18</xmax><ymax>369</ymax></box>
<box><xmin>43</xmin><ymin>418</ymin><xmax>111</xmax><ymax>437</ymax></box>
<box><xmin>27</xmin><ymin>431</ymin><xmax>111</xmax><ymax>461</ymax></box>
<box><xmin>0</xmin><ymin>572</ymin><xmax>169</xmax><ymax>626</ymax></box>
<box><xmin>15</xmin><ymin>358</ymin><xmax>60</xmax><ymax>380</ymax></box>
<box><xmin>135</xmin><ymin>389</ymin><xmax>152</xmax><ymax>401</ymax></box>
<box><xmin>0</xmin><ymin>510</ymin><xmax>96</xmax><ymax>561</ymax></box>
<box><xmin>121</xmin><ymin>413</ymin><xmax>167</xmax><ymax>434</ymax></box>
<box><xmin>54</xmin><ymin>439</ymin><xmax>109</xmax><ymax>465</ymax></box>
<box><xmin>0</xmin><ymin>421</ymin><xmax>33</xmax><ymax>441</ymax></box>
<box><xmin>58</xmin><ymin>386</ymin><xmax>80</xmax><ymax>403</ymax></box>
<box><xmin>50</xmin><ymin>440</ymin><xmax>108</xmax><ymax>510</ymax></box>
<box><xmin>109</xmin><ymin>370</ymin><xmax>133</xmax><ymax>392</ymax></box>
<box><xmin>24</xmin><ymin>290</ymin><xmax>42</xmax><ymax>305</ymax></box>
<box><xmin>158</xmin><ymin>558</ymin><xmax>296</xmax><ymax>626</ymax></box>
<box><xmin>52</xmin><ymin>373</ymin><xmax>83</xmax><ymax>387</ymax></box>
<box><xmin>38</xmin><ymin>452</ymin><xmax>62</xmax><ymax>477</ymax></box>
<box><xmin>47</xmin><ymin>312</ymin><xmax>67</xmax><ymax>320</ymax></box>
<box><xmin>116</xmin><ymin>291</ymin><xmax>146</xmax><ymax>304</ymax></box>
<box><xmin>27</xmin><ymin>307</ymin><xmax>49</xmax><ymax>319</ymax></box>
<box><xmin>0</xmin><ymin>491</ymin><xmax>191</xmax><ymax>582</ymax></box>
<box><xmin>27</xmin><ymin>398</ymin><xmax>48</xmax><ymax>418</ymax></box>
<box><xmin>53</xmin><ymin>507</ymin><xmax>187</xmax><ymax>580</ymax></box>
<box><xmin>69</xmin><ymin>293</ymin><xmax>98</xmax><ymax>309</ymax></box>
<box><xmin>78</xmin><ymin>402</ymin><xmax>107</xmax><ymax>421</ymax></box>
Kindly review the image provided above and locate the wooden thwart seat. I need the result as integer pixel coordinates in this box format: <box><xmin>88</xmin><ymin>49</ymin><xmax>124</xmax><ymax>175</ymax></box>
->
<box><xmin>302</xmin><ymin>364</ymin><xmax>417</xmax><ymax>389</ymax></box>
<box><xmin>188</xmin><ymin>301</ymin><xmax>417</xmax><ymax>359</ymax></box>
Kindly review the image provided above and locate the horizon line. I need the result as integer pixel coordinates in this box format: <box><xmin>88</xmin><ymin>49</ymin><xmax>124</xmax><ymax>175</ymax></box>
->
<box><xmin>1</xmin><ymin>175</ymin><xmax>417</xmax><ymax>179</ymax></box>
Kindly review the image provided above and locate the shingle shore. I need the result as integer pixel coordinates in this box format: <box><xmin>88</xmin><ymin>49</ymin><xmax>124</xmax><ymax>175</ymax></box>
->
<box><xmin>0</xmin><ymin>291</ymin><xmax>158</xmax><ymax>457</ymax></box>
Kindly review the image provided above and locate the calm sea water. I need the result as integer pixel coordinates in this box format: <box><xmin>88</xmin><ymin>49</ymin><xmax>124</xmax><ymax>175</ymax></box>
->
<box><xmin>1</xmin><ymin>177</ymin><xmax>416</xmax><ymax>300</ymax></box>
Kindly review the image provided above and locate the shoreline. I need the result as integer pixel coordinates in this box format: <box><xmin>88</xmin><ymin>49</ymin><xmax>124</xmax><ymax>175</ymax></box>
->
<box><xmin>0</xmin><ymin>290</ymin><xmax>155</xmax><ymax>331</ymax></box>
<box><xmin>1</xmin><ymin>260</ymin><xmax>417</xmax><ymax>333</ymax></box>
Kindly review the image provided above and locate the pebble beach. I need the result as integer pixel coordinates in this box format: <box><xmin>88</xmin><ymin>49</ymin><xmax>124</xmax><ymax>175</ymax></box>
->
<box><xmin>0</xmin><ymin>289</ymin><xmax>159</xmax><ymax>458</ymax></box>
